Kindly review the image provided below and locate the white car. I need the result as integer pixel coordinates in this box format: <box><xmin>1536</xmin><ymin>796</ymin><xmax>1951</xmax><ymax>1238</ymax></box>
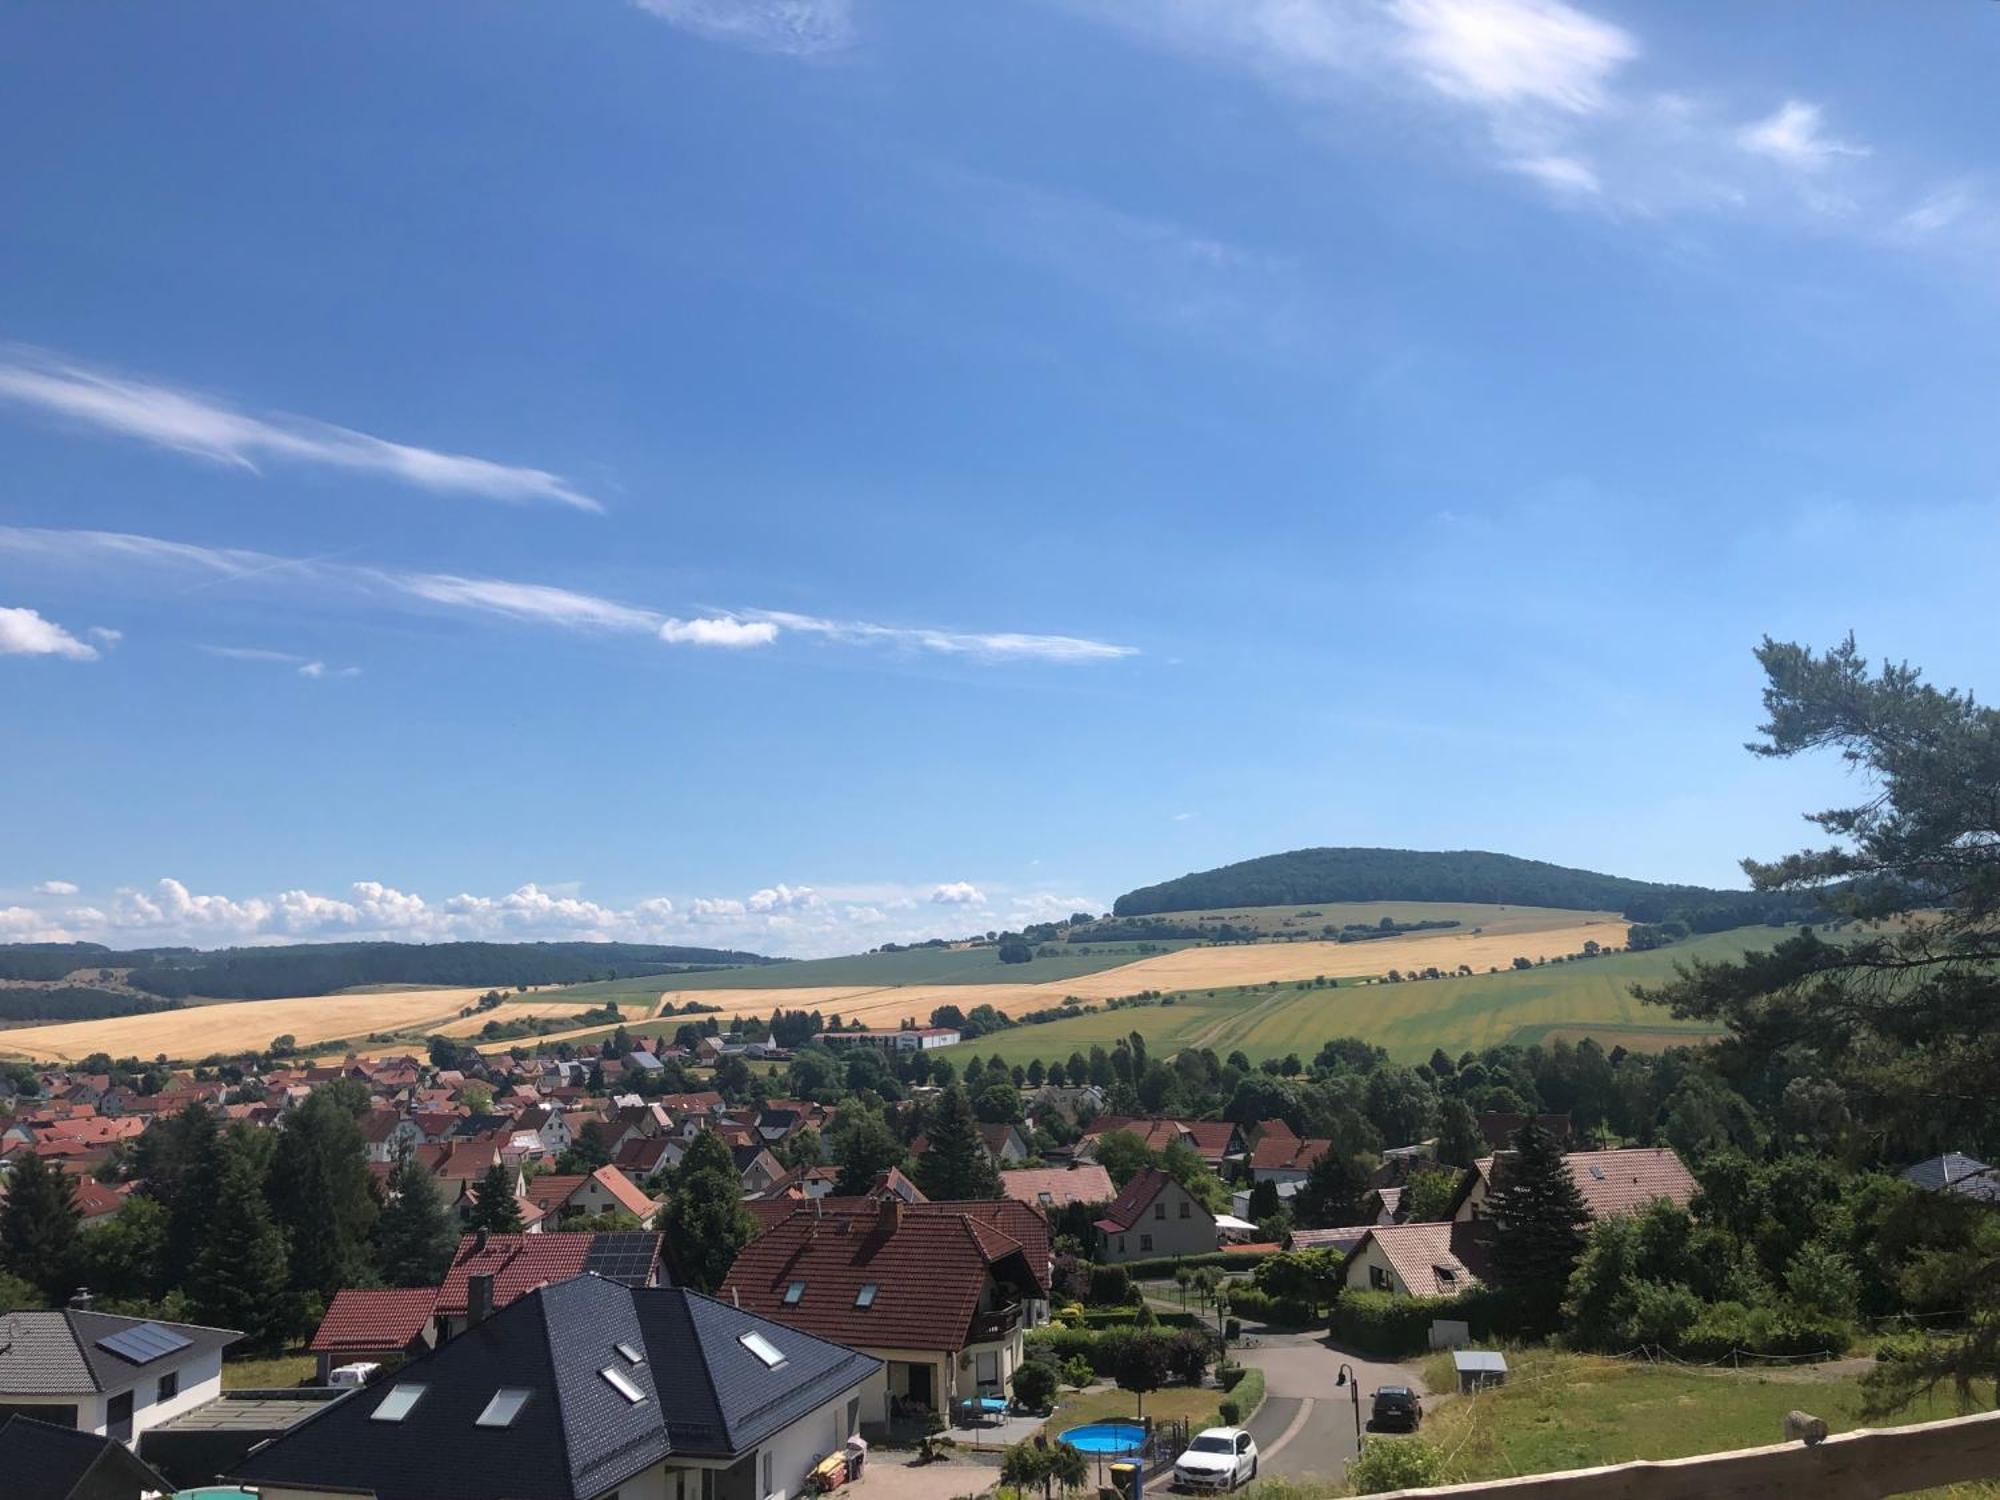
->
<box><xmin>1173</xmin><ymin>1426</ymin><xmax>1258</xmax><ymax>1490</ymax></box>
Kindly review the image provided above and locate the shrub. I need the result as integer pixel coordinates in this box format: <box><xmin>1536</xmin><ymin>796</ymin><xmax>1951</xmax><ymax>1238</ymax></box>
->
<box><xmin>1218</xmin><ymin>1398</ymin><xmax>1242</xmax><ymax>1425</ymax></box>
<box><xmin>1062</xmin><ymin>1354</ymin><xmax>1095</xmax><ymax>1390</ymax></box>
<box><xmin>1011</xmin><ymin>1358</ymin><xmax>1061</xmax><ymax>1412</ymax></box>
<box><xmin>1224</xmin><ymin>1284</ymin><xmax>1315</xmax><ymax>1327</ymax></box>
<box><xmin>1111</xmin><ymin>1250</ymin><xmax>1275</xmax><ymax>1281</ymax></box>
<box><xmin>1215</xmin><ymin>1362</ymin><xmax>1247</xmax><ymax>1391</ymax></box>
<box><xmin>1089</xmin><ymin>1265</ymin><xmax>1132</xmax><ymax>1306</ymax></box>
<box><xmin>1330</xmin><ymin>1288</ymin><xmax>1515</xmax><ymax>1357</ymax></box>
<box><xmin>1348</xmin><ymin>1438</ymin><xmax>1447</xmax><ymax>1495</ymax></box>
<box><xmin>1166</xmin><ymin>1328</ymin><xmax>1216</xmax><ymax>1386</ymax></box>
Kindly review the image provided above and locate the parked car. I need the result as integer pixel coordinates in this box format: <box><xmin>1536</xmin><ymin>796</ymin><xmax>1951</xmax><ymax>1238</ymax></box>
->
<box><xmin>1173</xmin><ymin>1427</ymin><xmax>1258</xmax><ymax>1490</ymax></box>
<box><xmin>1371</xmin><ymin>1385</ymin><xmax>1423</xmax><ymax>1431</ymax></box>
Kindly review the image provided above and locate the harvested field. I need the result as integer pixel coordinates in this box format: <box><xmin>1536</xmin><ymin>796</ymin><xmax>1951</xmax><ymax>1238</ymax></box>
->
<box><xmin>0</xmin><ymin>987</ymin><xmax>495</xmax><ymax>1064</ymax></box>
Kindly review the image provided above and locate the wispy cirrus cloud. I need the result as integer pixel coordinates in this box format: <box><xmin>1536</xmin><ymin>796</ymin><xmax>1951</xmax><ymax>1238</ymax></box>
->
<box><xmin>1737</xmin><ymin>100</ymin><xmax>1868</xmax><ymax>173</ymax></box>
<box><xmin>201</xmin><ymin>645</ymin><xmax>360</xmax><ymax>680</ymax></box>
<box><xmin>630</xmin><ymin>0</ymin><xmax>854</xmax><ymax>55</ymax></box>
<box><xmin>0</xmin><ymin>526</ymin><xmax>1138</xmax><ymax>667</ymax></box>
<box><xmin>0</xmin><ymin>348</ymin><xmax>601</xmax><ymax>513</ymax></box>
<box><xmin>0</xmin><ymin>604</ymin><xmax>103</xmax><ymax>661</ymax></box>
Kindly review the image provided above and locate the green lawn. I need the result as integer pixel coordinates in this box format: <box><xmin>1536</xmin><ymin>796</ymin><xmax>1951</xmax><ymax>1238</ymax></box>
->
<box><xmin>947</xmin><ymin>930</ymin><xmax>1774</xmax><ymax>1068</ymax></box>
<box><xmin>224</xmin><ymin>1349</ymin><xmax>317</xmax><ymax>1388</ymax></box>
<box><xmin>1414</xmin><ymin>1349</ymin><xmax>1996</xmax><ymax>1485</ymax></box>
<box><xmin>1048</xmin><ymin>1378</ymin><xmax>1237</xmax><ymax>1434</ymax></box>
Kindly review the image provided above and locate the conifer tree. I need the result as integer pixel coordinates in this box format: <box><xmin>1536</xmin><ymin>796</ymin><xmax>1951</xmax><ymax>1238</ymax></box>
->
<box><xmin>0</xmin><ymin>1150</ymin><xmax>80</xmax><ymax>1299</ymax></box>
<box><xmin>1436</xmin><ymin>1098</ymin><xmax>1485</xmax><ymax>1170</ymax></box>
<box><xmin>374</xmin><ymin>1146</ymin><xmax>455</xmax><ymax>1288</ymax></box>
<box><xmin>268</xmin><ymin>1087</ymin><xmax>378</xmax><ymax>1302</ymax></box>
<box><xmin>189</xmin><ymin>1148</ymin><xmax>292</xmax><ymax>1349</ymax></box>
<box><xmin>664</xmin><ymin>1130</ymin><xmax>753</xmax><ymax>1292</ymax></box>
<box><xmin>467</xmin><ymin>1163</ymin><xmax>524</xmax><ymax>1234</ymax></box>
<box><xmin>915</xmin><ymin>1085</ymin><xmax>1000</xmax><ymax>1200</ymax></box>
<box><xmin>1487</xmin><ymin>1119</ymin><xmax>1589</xmax><ymax>1326</ymax></box>
<box><xmin>1294</xmin><ymin>1147</ymin><xmax>1373</xmax><ymax>1228</ymax></box>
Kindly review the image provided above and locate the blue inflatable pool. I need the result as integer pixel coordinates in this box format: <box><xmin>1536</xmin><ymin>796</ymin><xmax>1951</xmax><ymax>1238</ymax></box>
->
<box><xmin>1061</xmin><ymin>1421</ymin><xmax>1146</xmax><ymax>1455</ymax></box>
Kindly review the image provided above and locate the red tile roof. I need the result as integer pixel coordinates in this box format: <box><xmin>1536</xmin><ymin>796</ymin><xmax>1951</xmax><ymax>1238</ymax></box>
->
<box><xmin>588</xmin><ymin>1165</ymin><xmax>660</xmax><ymax>1221</ymax></box>
<box><xmin>436</xmin><ymin>1233</ymin><xmax>590</xmax><ymax>1316</ymax></box>
<box><xmin>721</xmin><ymin>1199</ymin><xmax>1041</xmax><ymax>1352</ymax></box>
<box><xmin>1350</xmin><ymin>1221</ymin><xmax>1493</xmax><ymax>1297</ymax></box>
<box><xmin>1000</xmin><ymin>1164</ymin><xmax>1115</xmax><ymax>1209</ymax></box>
<box><xmin>1469</xmin><ymin>1146</ymin><xmax>1697</xmax><ymax>1221</ymax></box>
<box><xmin>1248</xmin><ymin>1135</ymin><xmax>1332</xmax><ymax>1172</ymax></box>
<box><xmin>310</xmin><ymin>1287</ymin><xmax>439</xmax><ymax>1354</ymax></box>
<box><xmin>1095</xmin><ymin>1166</ymin><xmax>1172</xmax><ymax>1233</ymax></box>
<box><xmin>522</xmin><ymin>1174</ymin><xmax>586</xmax><ymax>1215</ymax></box>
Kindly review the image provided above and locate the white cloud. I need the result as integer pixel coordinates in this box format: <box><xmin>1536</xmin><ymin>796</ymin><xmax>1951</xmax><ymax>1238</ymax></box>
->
<box><xmin>0</xmin><ymin>526</ymin><xmax>1139</xmax><ymax>669</ymax></box>
<box><xmin>1508</xmin><ymin>153</ymin><xmax>1600</xmax><ymax>194</ymax></box>
<box><xmin>0</xmin><ymin>605</ymin><xmax>99</xmax><ymax>660</ymax></box>
<box><xmin>631</xmin><ymin>0</ymin><xmax>854</xmax><ymax>55</ymax></box>
<box><xmin>1390</xmin><ymin>0</ymin><xmax>1633</xmax><ymax>114</ymax></box>
<box><xmin>687</xmin><ymin>897</ymin><xmax>749</xmax><ymax>920</ymax></box>
<box><xmin>87</xmin><ymin>626</ymin><xmax>122</xmax><ymax>647</ymax></box>
<box><xmin>659</xmin><ymin>616</ymin><xmax>781</xmax><ymax>648</ymax></box>
<box><xmin>1899</xmin><ymin>183</ymin><xmax>1973</xmax><ymax>237</ymax></box>
<box><xmin>930</xmin><ymin>881</ymin><xmax>986</xmax><ymax>906</ymax></box>
<box><xmin>0</xmin><ymin>349</ymin><xmax>601</xmax><ymax>512</ymax></box>
<box><xmin>34</xmin><ymin>880</ymin><xmax>79</xmax><ymax>896</ymax></box>
<box><xmin>1171</xmin><ymin>811</ymin><xmax>1197</xmax><ymax>822</ymax></box>
<box><xmin>1738</xmin><ymin>100</ymin><xmax>1868</xmax><ymax>172</ymax></box>
<box><xmin>748</xmin><ymin>883</ymin><xmax>820</xmax><ymax>913</ymax></box>
<box><xmin>202</xmin><ymin>644</ymin><xmax>359</xmax><ymax>680</ymax></box>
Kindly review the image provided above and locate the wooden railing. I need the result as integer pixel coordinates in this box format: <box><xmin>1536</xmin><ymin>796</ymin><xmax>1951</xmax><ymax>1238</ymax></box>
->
<box><xmin>1372</xmin><ymin>1409</ymin><xmax>2000</xmax><ymax>1500</ymax></box>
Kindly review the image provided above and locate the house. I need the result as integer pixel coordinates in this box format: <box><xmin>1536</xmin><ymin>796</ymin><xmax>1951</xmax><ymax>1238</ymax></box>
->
<box><xmin>1247</xmin><ymin>1133</ymin><xmax>1333</xmax><ymax>1187</ymax></box>
<box><xmin>1449</xmin><ymin>1147</ymin><xmax>1697</xmax><ymax>1223</ymax></box>
<box><xmin>433</xmin><ymin>1230</ymin><xmax>664</xmax><ymax>1338</ymax></box>
<box><xmin>1000</xmin><ymin>1163</ymin><xmax>1115</xmax><ymax>1213</ymax></box>
<box><xmin>237</xmin><ymin>1274</ymin><xmax>881</xmax><ymax>1500</ymax></box>
<box><xmin>621</xmin><ymin>1050</ymin><xmax>666</xmax><ymax>1081</ymax></box>
<box><xmin>722</xmin><ymin>1196</ymin><xmax>1042</xmax><ymax>1424</ymax></box>
<box><xmin>1342</xmin><ymin>1222</ymin><xmax>1494</xmax><ymax>1299</ymax></box>
<box><xmin>531</xmin><ymin>1166</ymin><xmax>662</xmax><ymax>1228</ymax></box>
<box><xmin>0</xmin><ymin>1304</ymin><xmax>239</xmax><ymax>1445</ymax></box>
<box><xmin>1020</xmin><ymin>1084</ymin><xmax>1105</xmax><ymax>1123</ymax></box>
<box><xmin>978</xmin><ymin>1122</ymin><xmax>1031</xmax><ymax>1167</ymax></box>
<box><xmin>815</xmin><ymin>1027</ymin><xmax>961</xmax><ymax>1052</ymax></box>
<box><xmin>732</xmin><ymin>1143</ymin><xmax>787</xmax><ymax>1195</ymax></box>
<box><xmin>0</xmin><ymin>1413</ymin><xmax>172</xmax><ymax>1500</ymax></box>
<box><xmin>307</xmin><ymin>1288</ymin><xmax>439</xmax><ymax>1383</ymax></box>
<box><xmin>1902</xmin><ymin>1153</ymin><xmax>2000</xmax><ymax>1205</ymax></box>
<box><xmin>1093</xmin><ymin>1167</ymin><xmax>1220</xmax><ymax>1263</ymax></box>
<box><xmin>1079</xmin><ymin>1116</ymin><xmax>1242</xmax><ymax>1172</ymax></box>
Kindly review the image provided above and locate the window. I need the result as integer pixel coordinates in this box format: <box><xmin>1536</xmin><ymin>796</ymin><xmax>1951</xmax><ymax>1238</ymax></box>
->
<box><xmin>1154</xmin><ymin>1203</ymin><xmax>1166</xmax><ymax>1220</ymax></box>
<box><xmin>476</xmin><ymin>1388</ymin><xmax>533</xmax><ymax>1428</ymax></box>
<box><xmin>616</xmin><ymin>1341</ymin><xmax>645</xmax><ymax>1365</ymax></box>
<box><xmin>855</xmin><ymin>1284</ymin><xmax>878</xmax><ymax>1308</ymax></box>
<box><xmin>739</xmin><ymin>1331</ymin><xmax>787</xmax><ymax>1369</ymax></box>
<box><xmin>783</xmin><ymin>1281</ymin><xmax>806</xmax><ymax>1305</ymax></box>
<box><xmin>600</xmin><ymin>1366</ymin><xmax>647</xmax><ymax>1403</ymax></box>
<box><xmin>372</xmin><ymin>1384</ymin><xmax>428</xmax><ymax>1422</ymax></box>
<box><xmin>763</xmin><ymin>1451</ymin><xmax>774</xmax><ymax>1496</ymax></box>
<box><xmin>1179</xmin><ymin>1201</ymin><xmax>1190</xmax><ymax>1219</ymax></box>
<box><xmin>1140</xmin><ymin>1234</ymin><xmax>1153</xmax><ymax>1252</ymax></box>
<box><xmin>1118</xmin><ymin>1236</ymin><xmax>1126</xmax><ymax>1253</ymax></box>
<box><xmin>1369</xmin><ymin>1265</ymin><xmax>1391</xmax><ymax>1292</ymax></box>
<box><xmin>1434</xmin><ymin>1266</ymin><xmax>1457</xmax><ymax>1289</ymax></box>
<box><xmin>157</xmin><ymin>1370</ymin><xmax>179</xmax><ymax>1402</ymax></box>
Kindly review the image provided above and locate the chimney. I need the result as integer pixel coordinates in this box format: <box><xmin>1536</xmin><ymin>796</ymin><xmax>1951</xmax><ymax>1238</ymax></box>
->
<box><xmin>878</xmin><ymin>1195</ymin><xmax>903</xmax><ymax>1234</ymax></box>
<box><xmin>473</xmin><ymin>1227</ymin><xmax>489</xmax><ymax>1254</ymax></box>
<box><xmin>468</xmin><ymin>1273</ymin><xmax>494</xmax><ymax>1328</ymax></box>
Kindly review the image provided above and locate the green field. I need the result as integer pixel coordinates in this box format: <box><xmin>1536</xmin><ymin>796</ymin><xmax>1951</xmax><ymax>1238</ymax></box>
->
<box><xmin>943</xmin><ymin>928</ymin><xmax>1782</xmax><ymax>1066</ymax></box>
<box><xmin>1411</xmin><ymin>1348</ymin><xmax>1995</xmax><ymax>1488</ymax></box>
<box><xmin>546</xmin><ymin>940</ymin><xmax>1192</xmax><ymax>1006</ymax></box>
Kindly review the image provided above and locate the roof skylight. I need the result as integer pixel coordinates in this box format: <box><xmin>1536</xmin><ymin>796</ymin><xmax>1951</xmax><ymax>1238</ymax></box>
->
<box><xmin>475</xmin><ymin>1388</ymin><xmax>533</xmax><ymax>1428</ymax></box>
<box><xmin>783</xmin><ymin>1281</ymin><xmax>805</xmax><ymax>1305</ymax></box>
<box><xmin>616</xmin><ymin>1341</ymin><xmax>645</xmax><ymax>1365</ymax></box>
<box><xmin>371</xmin><ymin>1384</ymin><xmax>428</xmax><ymax>1423</ymax></box>
<box><xmin>855</xmin><ymin>1284</ymin><xmax>878</xmax><ymax>1309</ymax></box>
<box><xmin>739</xmin><ymin>1330</ymin><xmax>787</xmax><ymax>1369</ymax></box>
<box><xmin>600</xmin><ymin>1366</ymin><xmax>647</xmax><ymax>1403</ymax></box>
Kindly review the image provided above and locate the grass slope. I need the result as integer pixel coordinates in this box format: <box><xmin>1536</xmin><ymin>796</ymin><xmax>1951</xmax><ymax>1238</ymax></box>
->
<box><xmin>944</xmin><ymin>928</ymin><xmax>1778</xmax><ymax>1066</ymax></box>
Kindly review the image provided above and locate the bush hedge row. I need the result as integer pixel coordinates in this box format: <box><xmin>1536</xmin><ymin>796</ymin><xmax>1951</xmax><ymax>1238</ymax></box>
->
<box><xmin>1118</xmin><ymin>1250</ymin><xmax>1274</xmax><ymax>1280</ymax></box>
<box><xmin>1328</xmin><ymin>1287</ymin><xmax>1521</xmax><ymax>1357</ymax></box>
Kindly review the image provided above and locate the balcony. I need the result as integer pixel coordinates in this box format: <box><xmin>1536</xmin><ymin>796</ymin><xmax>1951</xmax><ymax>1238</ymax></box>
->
<box><xmin>966</xmin><ymin>1302</ymin><xmax>1022</xmax><ymax>1344</ymax></box>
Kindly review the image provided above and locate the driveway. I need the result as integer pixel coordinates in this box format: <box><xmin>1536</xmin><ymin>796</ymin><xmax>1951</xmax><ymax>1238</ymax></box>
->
<box><xmin>857</xmin><ymin>1450</ymin><xmax>993</xmax><ymax>1500</ymax></box>
<box><xmin>1238</xmin><ymin>1330</ymin><xmax>1428</xmax><ymax>1484</ymax></box>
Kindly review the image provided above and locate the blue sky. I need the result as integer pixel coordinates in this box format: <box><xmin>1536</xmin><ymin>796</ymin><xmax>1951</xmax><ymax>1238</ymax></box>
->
<box><xmin>3</xmin><ymin>0</ymin><xmax>1997</xmax><ymax>957</ymax></box>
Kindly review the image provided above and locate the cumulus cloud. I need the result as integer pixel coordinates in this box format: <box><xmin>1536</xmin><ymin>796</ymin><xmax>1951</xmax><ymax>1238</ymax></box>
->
<box><xmin>748</xmin><ymin>883</ymin><xmax>820</xmax><ymax>913</ymax></box>
<box><xmin>0</xmin><ymin>604</ymin><xmax>100</xmax><ymax>660</ymax></box>
<box><xmin>0</xmin><ymin>348</ymin><xmax>601</xmax><ymax>512</ymax></box>
<box><xmin>1738</xmin><ymin>100</ymin><xmax>1868</xmax><ymax>172</ymax></box>
<box><xmin>930</xmin><ymin>881</ymin><xmax>986</xmax><ymax>906</ymax></box>
<box><xmin>659</xmin><ymin>616</ymin><xmax>780</xmax><ymax>648</ymax></box>
<box><xmin>0</xmin><ymin>526</ymin><xmax>1139</xmax><ymax>668</ymax></box>
<box><xmin>631</xmin><ymin>0</ymin><xmax>855</xmax><ymax>55</ymax></box>
<box><xmin>34</xmin><ymin>880</ymin><xmax>79</xmax><ymax>896</ymax></box>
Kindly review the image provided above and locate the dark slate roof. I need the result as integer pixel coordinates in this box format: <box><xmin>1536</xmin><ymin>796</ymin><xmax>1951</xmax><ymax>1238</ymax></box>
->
<box><xmin>1902</xmin><ymin>1153</ymin><xmax>2000</xmax><ymax>1201</ymax></box>
<box><xmin>0</xmin><ymin>1309</ymin><xmax>240</xmax><ymax>1397</ymax></box>
<box><xmin>0</xmin><ymin>1413</ymin><xmax>169</xmax><ymax>1500</ymax></box>
<box><xmin>235</xmin><ymin>1275</ymin><xmax>877</xmax><ymax>1500</ymax></box>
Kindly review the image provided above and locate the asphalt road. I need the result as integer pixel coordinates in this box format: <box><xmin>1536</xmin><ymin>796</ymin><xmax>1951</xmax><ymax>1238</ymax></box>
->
<box><xmin>1239</xmin><ymin>1331</ymin><xmax>1429</xmax><ymax>1484</ymax></box>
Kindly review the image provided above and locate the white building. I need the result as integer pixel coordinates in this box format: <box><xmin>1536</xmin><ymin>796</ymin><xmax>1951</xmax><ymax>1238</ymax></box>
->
<box><xmin>0</xmin><ymin>1306</ymin><xmax>239</xmax><ymax>1446</ymax></box>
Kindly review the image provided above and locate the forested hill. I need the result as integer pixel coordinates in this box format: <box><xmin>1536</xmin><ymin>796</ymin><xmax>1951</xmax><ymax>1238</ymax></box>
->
<box><xmin>1113</xmin><ymin>847</ymin><xmax>1827</xmax><ymax>931</ymax></box>
<box><xmin>0</xmin><ymin>939</ymin><xmax>776</xmax><ymax>1001</ymax></box>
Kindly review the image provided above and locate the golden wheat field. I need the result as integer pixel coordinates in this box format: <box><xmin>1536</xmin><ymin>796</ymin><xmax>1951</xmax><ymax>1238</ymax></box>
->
<box><xmin>549</xmin><ymin>914</ymin><xmax>1633</xmax><ymax>1040</ymax></box>
<box><xmin>0</xmin><ymin>987</ymin><xmax>498</xmax><ymax>1064</ymax></box>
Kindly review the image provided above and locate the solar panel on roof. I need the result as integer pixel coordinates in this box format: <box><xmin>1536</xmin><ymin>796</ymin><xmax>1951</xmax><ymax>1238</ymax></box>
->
<box><xmin>97</xmin><ymin>1321</ymin><xmax>194</xmax><ymax>1365</ymax></box>
<box><xmin>583</xmin><ymin>1233</ymin><xmax>659</xmax><ymax>1286</ymax></box>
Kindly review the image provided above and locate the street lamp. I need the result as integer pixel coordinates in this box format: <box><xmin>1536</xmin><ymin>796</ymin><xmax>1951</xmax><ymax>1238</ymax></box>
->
<box><xmin>1333</xmin><ymin>1364</ymin><xmax>1363</xmax><ymax>1446</ymax></box>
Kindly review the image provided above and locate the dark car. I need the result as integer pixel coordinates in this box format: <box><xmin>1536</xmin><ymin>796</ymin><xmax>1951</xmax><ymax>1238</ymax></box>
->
<box><xmin>1371</xmin><ymin>1385</ymin><xmax>1423</xmax><ymax>1431</ymax></box>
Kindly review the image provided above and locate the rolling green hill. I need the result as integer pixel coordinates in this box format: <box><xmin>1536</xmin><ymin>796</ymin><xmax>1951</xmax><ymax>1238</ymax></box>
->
<box><xmin>1113</xmin><ymin>847</ymin><xmax>1825</xmax><ymax>931</ymax></box>
<box><xmin>944</xmin><ymin>927</ymin><xmax>1775</xmax><ymax>1066</ymax></box>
